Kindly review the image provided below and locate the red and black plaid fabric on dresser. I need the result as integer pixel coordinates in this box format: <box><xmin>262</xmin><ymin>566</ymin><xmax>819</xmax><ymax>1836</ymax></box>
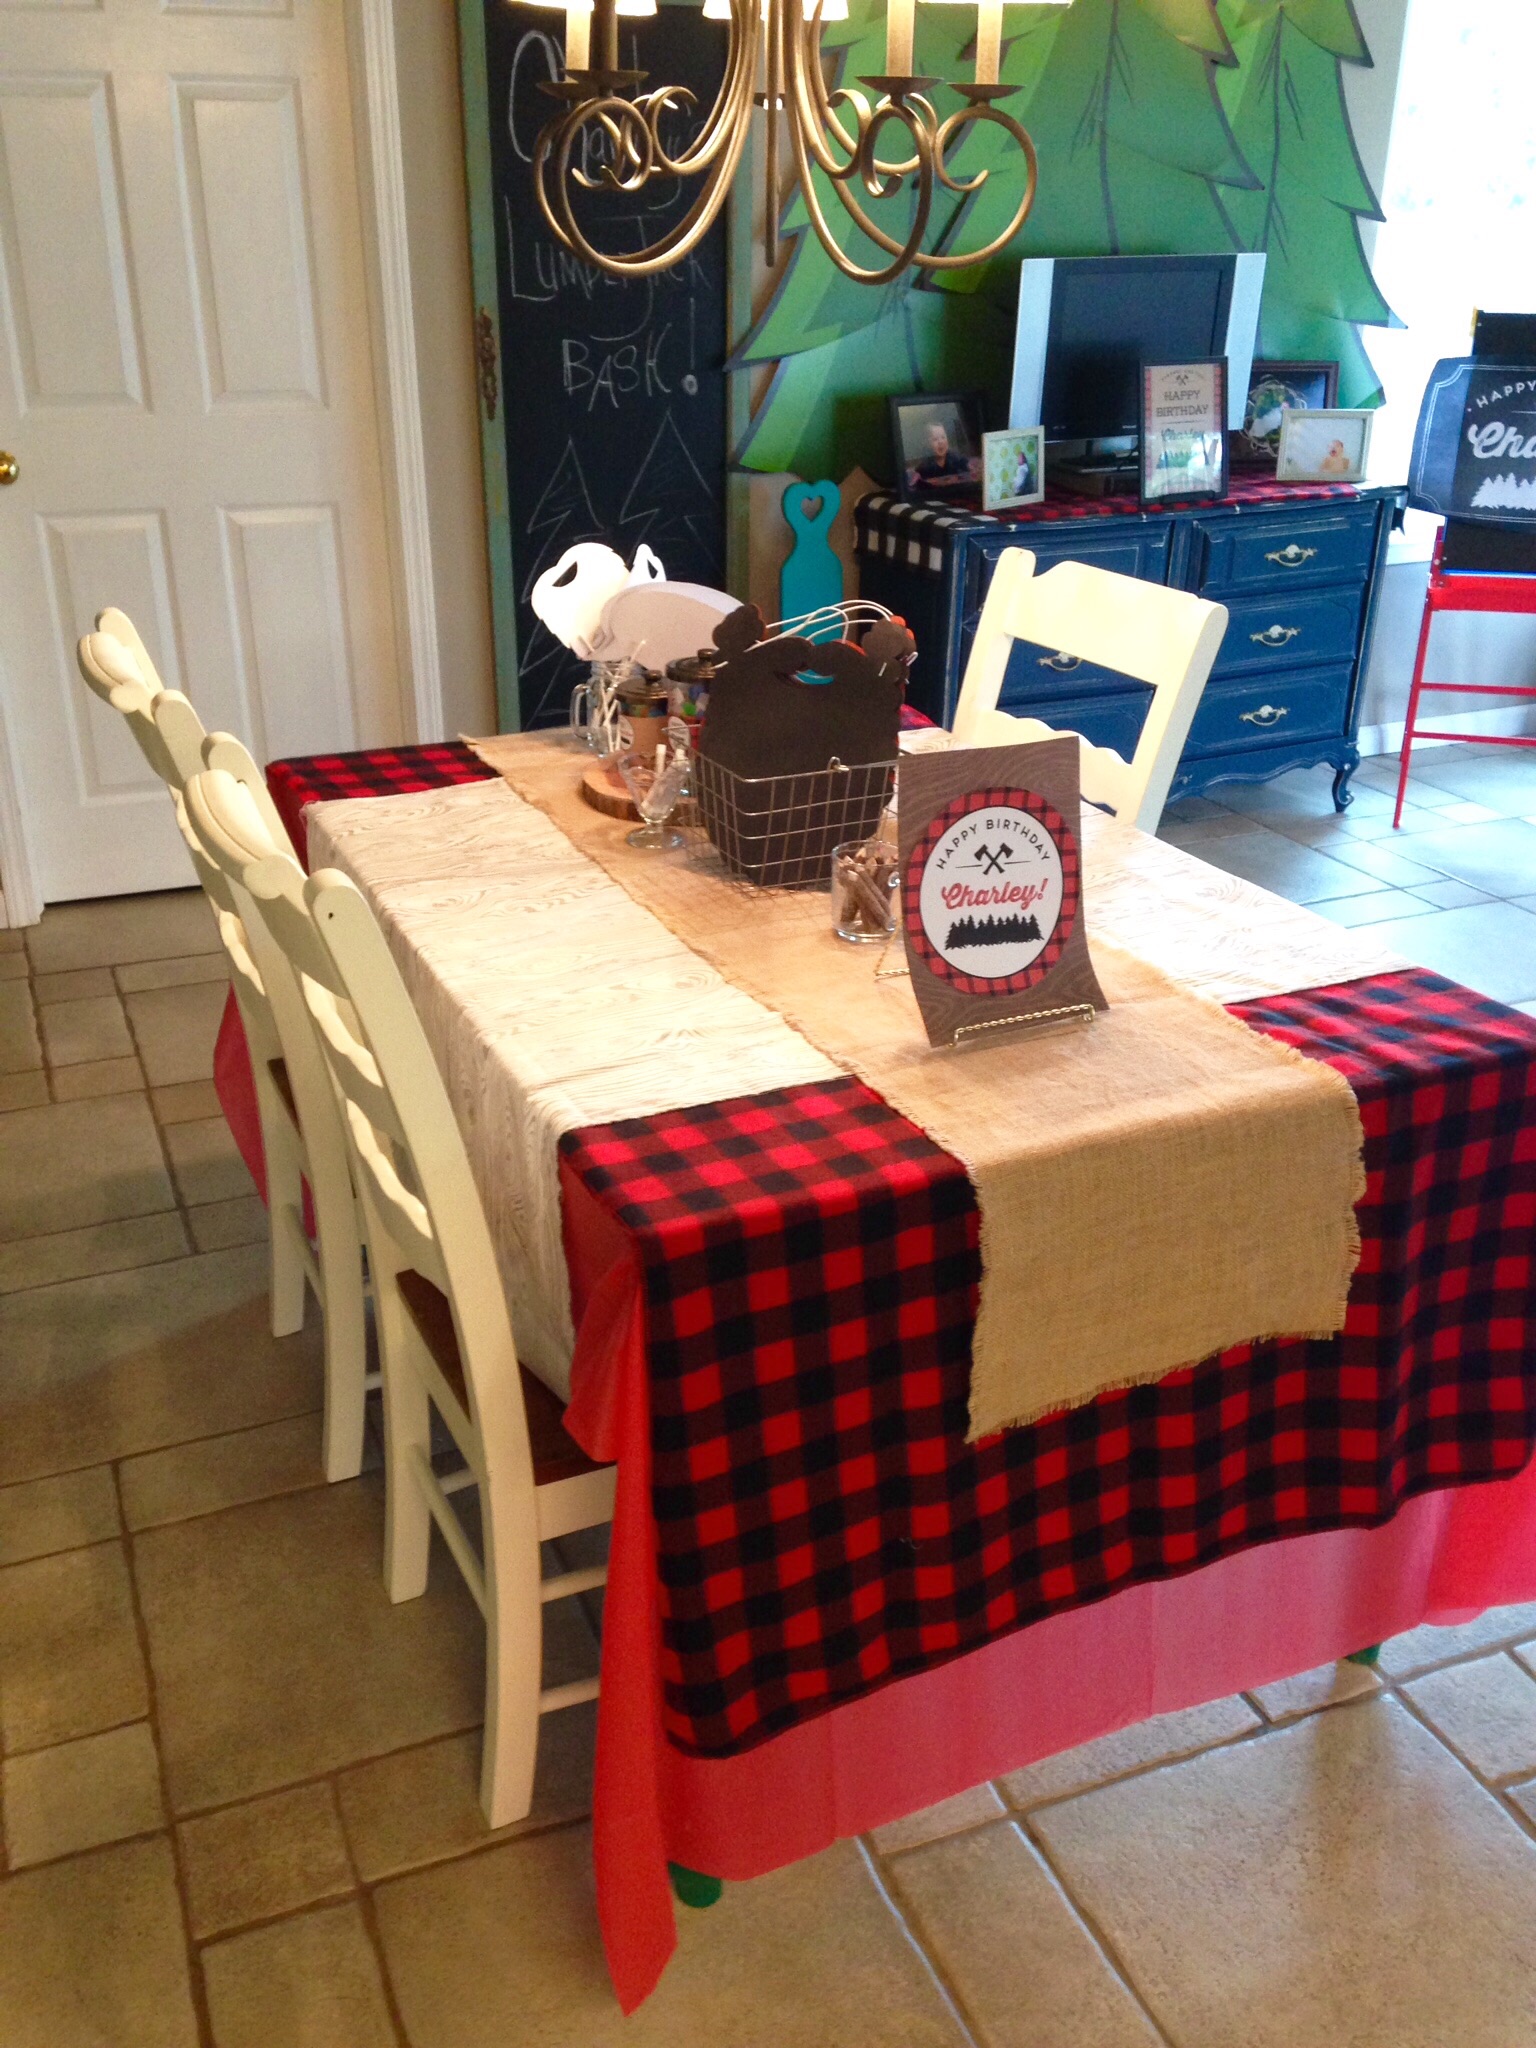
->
<box><xmin>561</xmin><ymin>968</ymin><xmax>1536</xmax><ymax>1759</ymax></box>
<box><xmin>267</xmin><ymin>741</ymin><xmax>495</xmax><ymax>864</ymax></box>
<box><xmin>855</xmin><ymin>480</ymin><xmax>1359</xmax><ymax>572</ymax></box>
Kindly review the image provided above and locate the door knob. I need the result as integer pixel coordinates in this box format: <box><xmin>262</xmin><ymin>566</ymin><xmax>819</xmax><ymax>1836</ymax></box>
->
<box><xmin>0</xmin><ymin>452</ymin><xmax>17</xmax><ymax>485</ymax></box>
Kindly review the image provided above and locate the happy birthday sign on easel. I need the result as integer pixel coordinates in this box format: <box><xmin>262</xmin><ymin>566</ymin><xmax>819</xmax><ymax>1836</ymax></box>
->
<box><xmin>898</xmin><ymin>737</ymin><xmax>1108</xmax><ymax>1049</ymax></box>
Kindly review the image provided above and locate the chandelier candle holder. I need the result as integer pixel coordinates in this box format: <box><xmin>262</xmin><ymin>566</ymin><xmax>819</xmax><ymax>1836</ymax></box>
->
<box><xmin>518</xmin><ymin>0</ymin><xmax>1070</xmax><ymax>283</ymax></box>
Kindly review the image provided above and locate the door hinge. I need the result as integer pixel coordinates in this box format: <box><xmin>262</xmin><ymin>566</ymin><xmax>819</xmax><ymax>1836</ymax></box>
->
<box><xmin>475</xmin><ymin>307</ymin><xmax>499</xmax><ymax>422</ymax></box>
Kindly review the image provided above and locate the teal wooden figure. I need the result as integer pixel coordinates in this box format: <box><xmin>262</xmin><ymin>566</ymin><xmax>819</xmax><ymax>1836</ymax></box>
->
<box><xmin>780</xmin><ymin>478</ymin><xmax>843</xmax><ymax>641</ymax></box>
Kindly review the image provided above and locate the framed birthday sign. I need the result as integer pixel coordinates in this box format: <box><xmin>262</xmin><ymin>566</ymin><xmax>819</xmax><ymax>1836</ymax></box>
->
<box><xmin>897</xmin><ymin>737</ymin><xmax>1108</xmax><ymax>1048</ymax></box>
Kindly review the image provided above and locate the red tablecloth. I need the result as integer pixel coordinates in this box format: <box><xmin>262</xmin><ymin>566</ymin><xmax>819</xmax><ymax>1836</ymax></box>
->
<box><xmin>214</xmin><ymin>741</ymin><xmax>1536</xmax><ymax>2010</ymax></box>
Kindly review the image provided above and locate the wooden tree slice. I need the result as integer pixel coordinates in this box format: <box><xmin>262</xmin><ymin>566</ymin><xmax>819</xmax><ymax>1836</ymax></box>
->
<box><xmin>580</xmin><ymin>761</ymin><xmax>639</xmax><ymax>820</ymax></box>
<box><xmin>579</xmin><ymin>761</ymin><xmax>698</xmax><ymax>826</ymax></box>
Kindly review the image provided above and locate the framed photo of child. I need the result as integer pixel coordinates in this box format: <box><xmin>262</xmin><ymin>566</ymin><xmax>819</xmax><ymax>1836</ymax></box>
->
<box><xmin>1234</xmin><ymin>360</ymin><xmax>1339</xmax><ymax>470</ymax></box>
<box><xmin>1276</xmin><ymin>408</ymin><xmax>1374</xmax><ymax>484</ymax></box>
<box><xmin>1139</xmin><ymin>360</ymin><xmax>1229</xmax><ymax>507</ymax></box>
<box><xmin>982</xmin><ymin>427</ymin><xmax>1045</xmax><ymax>511</ymax></box>
<box><xmin>889</xmin><ymin>393</ymin><xmax>984</xmax><ymax>505</ymax></box>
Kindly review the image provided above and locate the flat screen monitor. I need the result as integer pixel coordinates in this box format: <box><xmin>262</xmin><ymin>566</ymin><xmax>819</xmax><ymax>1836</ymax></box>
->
<box><xmin>1009</xmin><ymin>253</ymin><xmax>1267</xmax><ymax>440</ymax></box>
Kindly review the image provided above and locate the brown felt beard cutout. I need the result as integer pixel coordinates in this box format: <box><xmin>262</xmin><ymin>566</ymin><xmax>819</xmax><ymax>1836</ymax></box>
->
<box><xmin>700</xmin><ymin>604</ymin><xmax>912</xmax><ymax>778</ymax></box>
<box><xmin>694</xmin><ymin>604</ymin><xmax>915</xmax><ymax>885</ymax></box>
<box><xmin>897</xmin><ymin>737</ymin><xmax>1108</xmax><ymax>1049</ymax></box>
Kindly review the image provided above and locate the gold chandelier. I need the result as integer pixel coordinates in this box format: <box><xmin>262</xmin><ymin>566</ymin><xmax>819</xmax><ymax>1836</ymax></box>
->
<box><xmin>517</xmin><ymin>0</ymin><xmax>1070</xmax><ymax>284</ymax></box>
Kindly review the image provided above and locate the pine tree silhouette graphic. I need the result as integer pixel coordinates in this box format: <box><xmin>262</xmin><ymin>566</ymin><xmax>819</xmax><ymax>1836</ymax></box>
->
<box><xmin>946</xmin><ymin>913</ymin><xmax>1042</xmax><ymax>949</ymax></box>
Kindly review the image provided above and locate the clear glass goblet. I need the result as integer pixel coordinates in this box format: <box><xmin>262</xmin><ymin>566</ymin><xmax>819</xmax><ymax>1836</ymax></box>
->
<box><xmin>618</xmin><ymin>743</ymin><xmax>690</xmax><ymax>851</ymax></box>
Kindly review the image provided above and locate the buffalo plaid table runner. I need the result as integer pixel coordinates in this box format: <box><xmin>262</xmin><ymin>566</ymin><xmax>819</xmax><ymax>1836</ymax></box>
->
<box><xmin>267</xmin><ymin>741</ymin><xmax>496</xmax><ymax>862</ymax></box>
<box><xmin>562</xmin><ymin>970</ymin><xmax>1536</xmax><ymax>1758</ymax></box>
<box><xmin>265</xmin><ymin>743</ymin><xmax>1536</xmax><ymax>1762</ymax></box>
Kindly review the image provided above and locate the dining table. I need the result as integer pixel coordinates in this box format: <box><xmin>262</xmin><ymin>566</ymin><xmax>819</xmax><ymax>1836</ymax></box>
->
<box><xmin>213</xmin><ymin>730</ymin><xmax>1536</xmax><ymax>2012</ymax></box>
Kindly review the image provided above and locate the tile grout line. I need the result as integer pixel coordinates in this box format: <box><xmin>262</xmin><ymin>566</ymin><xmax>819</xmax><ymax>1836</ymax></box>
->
<box><xmin>1383</xmin><ymin>1648</ymin><xmax>1536</xmax><ymax>1798</ymax></box>
<box><xmin>0</xmin><ymin>1399</ymin><xmax>322</xmax><ymax>1503</ymax></box>
<box><xmin>856</xmin><ymin>1837</ymin><xmax>985</xmax><ymax>2048</ymax></box>
<box><xmin>998</xmin><ymin>1715</ymin><xmax>1280</xmax><ymax>1823</ymax></box>
<box><xmin>353</xmin><ymin>1881</ymin><xmax>417</xmax><ymax>2048</ymax></box>
<box><xmin>111</xmin><ymin>1460</ymin><xmax>219</xmax><ymax>2048</ymax></box>
<box><xmin>1020</xmin><ymin>1810</ymin><xmax>1188</xmax><ymax>2048</ymax></box>
<box><xmin>114</xmin><ymin>972</ymin><xmax>201</xmax><ymax>1253</ymax></box>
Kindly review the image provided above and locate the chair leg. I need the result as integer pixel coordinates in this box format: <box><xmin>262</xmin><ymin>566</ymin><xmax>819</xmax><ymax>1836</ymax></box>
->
<box><xmin>313</xmin><ymin>1178</ymin><xmax>370</xmax><ymax>1484</ymax></box>
<box><xmin>379</xmin><ymin>1302</ymin><xmax>434</xmax><ymax>1603</ymax></box>
<box><xmin>1394</xmin><ymin>595</ymin><xmax>1437</xmax><ymax>829</ymax></box>
<box><xmin>265</xmin><ymin>1134</ymin><xmax>308</xmax><ymax>1339</ymax></box>
<box><xmin>478</xmin><ymin>1506</ymin><xmax>544</xmax><ymax>1829</ymax></box>
<box><xmin>318</xmin><ymin>1242</ymin><xmax>369</xmax><ymax>1485</ymax></box>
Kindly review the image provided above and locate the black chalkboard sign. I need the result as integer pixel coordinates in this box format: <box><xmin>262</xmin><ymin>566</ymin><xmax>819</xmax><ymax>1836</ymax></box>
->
<box><xmin>483</xmin><ymin>4</ymin><xmax>730</xmax><ymax>728</ymax></box>
<box><xmin>1409</xmin><ymin>357</ymin><xmax>1536</xmax><ymax>527</ymax></box>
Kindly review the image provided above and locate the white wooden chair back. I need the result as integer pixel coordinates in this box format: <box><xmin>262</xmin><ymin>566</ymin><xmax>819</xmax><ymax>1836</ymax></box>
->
<box><xmin>950</xmin><ymin>553</ymin><xmax>1229</xmax><ymax>831</ymax></box>
<box><xmin>184</xmin><ymin>767</ymin><xmax>613</xmax><ymax>1827</ymax></box>
<box><xmin>75</xmin><ymin>611</ymin><xmax>369</xmax><ymax>1483</ymax></box>
<box><xmin>77</xmin><ymin>623</ymin><xmax>205</xmax><ymax>793</ymax></box>
<box><xmin>174</xmin><ymin>746</ymin><xmax>374</xmax><ymax>1481</ymax></box>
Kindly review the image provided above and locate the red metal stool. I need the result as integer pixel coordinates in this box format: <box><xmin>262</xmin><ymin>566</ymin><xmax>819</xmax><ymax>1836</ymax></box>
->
<box><xmin>1394</xmin><ymin>530</ymin><xmax>1536</xmax><ymax>827</ymax></box>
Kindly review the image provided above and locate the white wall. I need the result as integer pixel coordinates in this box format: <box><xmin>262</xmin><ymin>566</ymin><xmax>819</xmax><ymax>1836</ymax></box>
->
<box><xmin>392</xmin><ymin>0</ymin><xmax>497</xmax><ymax>740</ymax></box>
<box><xmin>1343</xmin><ymin>0</ymin><xmax>1412</xmax><ymax>263</ymax></box>
<box><xmin>346</xmin><ymin>0</ymin><xmax>496</xmax><ymax>742</ymax></box>
<box><xmin>1351</xmin><ymin>0</ymin><xmax>1536</xmax><ymax>753</ymax></box>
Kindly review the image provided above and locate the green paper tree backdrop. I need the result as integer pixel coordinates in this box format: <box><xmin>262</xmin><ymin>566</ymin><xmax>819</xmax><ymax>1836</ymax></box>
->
<box><xmin>735</xmin><ymin>0</ymin><xmax>1396</xmax><ymax>478</ymax></box>
<box><xmin>1216</xmin><ymin>0</ymin><xmax>1394</xmax><ymax>406</ymax></box>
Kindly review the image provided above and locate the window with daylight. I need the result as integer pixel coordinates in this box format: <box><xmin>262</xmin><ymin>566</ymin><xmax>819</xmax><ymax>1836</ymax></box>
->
<box><xmin>1364</xmin><ymin>0</ymin><xmax>1536</xmax><ymax>543</ymax></box>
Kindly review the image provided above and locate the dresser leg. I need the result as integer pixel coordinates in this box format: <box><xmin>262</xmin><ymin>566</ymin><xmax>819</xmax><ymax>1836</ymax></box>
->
<box><xmin>1332</xmin><ymin>764</ymin><xmax>1356</xmax><ymax>812</ymax></box>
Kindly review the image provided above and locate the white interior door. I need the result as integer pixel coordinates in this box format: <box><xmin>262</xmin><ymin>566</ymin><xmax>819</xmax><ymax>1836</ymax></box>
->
<box><xmin>0</xmin><ymin>0</ymin><xmax>403</xmax><ymax>904</ymax></box>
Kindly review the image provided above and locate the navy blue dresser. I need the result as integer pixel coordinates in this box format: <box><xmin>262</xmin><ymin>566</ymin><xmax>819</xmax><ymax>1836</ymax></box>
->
<box><xmin>855</xmin><ymin>481</ymin><xmax>1404</xmax><ymax>809</ymax></box>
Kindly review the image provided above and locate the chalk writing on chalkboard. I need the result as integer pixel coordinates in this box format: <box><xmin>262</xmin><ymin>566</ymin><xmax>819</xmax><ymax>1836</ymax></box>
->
<box><xmin>483</xmin><ymin>5</ymin><xmax>730</xmax><ymax>727</ymax></box>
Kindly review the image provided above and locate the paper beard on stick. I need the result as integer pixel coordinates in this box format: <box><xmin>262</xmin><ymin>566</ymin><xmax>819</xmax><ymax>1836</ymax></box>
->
<box><xmin>530</xmin><ymin>542</ymin><xmax>665</xmax><ymax>659</ymax></box>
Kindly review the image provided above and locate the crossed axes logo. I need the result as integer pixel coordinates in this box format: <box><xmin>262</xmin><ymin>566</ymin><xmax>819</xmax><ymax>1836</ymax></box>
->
<box><xmin>973</xmin><ymin>842</ymin><xmax>1015</xmax><ymax>877</ymax></box>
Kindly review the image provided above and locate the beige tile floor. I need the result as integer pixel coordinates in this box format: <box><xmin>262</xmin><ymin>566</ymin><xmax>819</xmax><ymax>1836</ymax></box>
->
<box><xmin>5</xmin><ymin>748</ymin><xmax>1536</xmax><ymax>2045</ymax></box>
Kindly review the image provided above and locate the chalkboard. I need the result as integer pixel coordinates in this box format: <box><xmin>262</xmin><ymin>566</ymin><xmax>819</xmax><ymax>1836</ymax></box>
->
<box><xmin>1409</xmin><ymin>357</ymin><xmax>1536</xmax><ymax>527</ymax></box>
<box><xmin>482</xmin><ymin>4</ymin><xmax>731</xmax><ymax>728</ymax></box>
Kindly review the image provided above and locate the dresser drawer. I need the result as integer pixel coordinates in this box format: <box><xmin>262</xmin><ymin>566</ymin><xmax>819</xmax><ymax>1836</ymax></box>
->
<box><xmin>1006</xmin><ymin>686</ymin><xmax>1154</xmax><ymax>761</ymax></box>
<box><xmin>1185</xmin><ymin>665</ymin><xmax>1352</xmax><ymax>756</ymax></box>
<box><xmin>996</xmin><ymin>639</ymin><xmax>1147</xmax><ymax>707</ymax></box>
<box><xmin>965</xmin><ymin>522</ymin><xmax>1173</xmax><ymax>595</ymax></box>
<box><xmin>1191</xmin><ymin>504</ymin><xmax>1379</xmax><ymax>596</ymax></box>
<box><xmin>1212</xmin><ymin>588</ymin><xmax>1364</xmax><ymax>677</ymax></box>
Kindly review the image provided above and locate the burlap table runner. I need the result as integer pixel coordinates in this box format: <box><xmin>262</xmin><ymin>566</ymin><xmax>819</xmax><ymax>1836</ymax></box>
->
<box><xmin>471</xmin><ymin>734</ymin><xmax>1364</xmax><ymax>1438</ymax></box>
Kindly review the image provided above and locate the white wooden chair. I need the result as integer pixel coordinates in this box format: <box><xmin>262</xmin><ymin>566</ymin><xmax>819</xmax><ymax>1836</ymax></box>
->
<box><xmin>950</xmin><ymin>552</ymin><xmax>1229</xmax><ymax>831</ymax></box>
<box><xmin>75</xmin><ymin>618</ymin><xmax>373</xmax><ymax>1483</ymax></box>
<box><xmin>183</xmin><ymin>767</ymin><xmax>616</xmax><ymax>1827</ymax></box>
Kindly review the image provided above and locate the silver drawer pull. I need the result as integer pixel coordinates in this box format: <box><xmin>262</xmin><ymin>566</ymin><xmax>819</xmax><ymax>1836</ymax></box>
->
<box><xmin>1240</xmin><ymin>703</ymin><xmax>1290</xmax><ymax>728</ymax></box>
<box><xmin>1266</xmin><ymin>543</ymin><xmax>1318</xmax><ymax>568</ymax></box>
<box><xmin>1038</xmin><ymin>651</ymin><xmax>1083</xmax><ymax>672</ymax></box>
<box><xmin>1251</xmin><ymin>624</ymin><xmax>1302</xmax><ymax>648</ymax></box>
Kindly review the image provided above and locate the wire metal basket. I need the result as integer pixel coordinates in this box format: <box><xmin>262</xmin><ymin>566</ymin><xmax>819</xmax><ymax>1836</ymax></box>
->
<box><xmin>689</xmin><ymin>753</ymin><xmax>897</xmax><ymax>890</ymax></box>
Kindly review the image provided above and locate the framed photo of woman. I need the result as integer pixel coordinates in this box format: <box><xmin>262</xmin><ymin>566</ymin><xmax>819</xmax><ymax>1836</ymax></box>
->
<box><xmin>982</xmin><ymin>427</ymin><xmax>1045</xmax><ymax>511</ymax></box>
<box><xmin>1139</xmin><ymin>360</ymin><xmax>1229</xmax><ymax>507</ymax></box>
